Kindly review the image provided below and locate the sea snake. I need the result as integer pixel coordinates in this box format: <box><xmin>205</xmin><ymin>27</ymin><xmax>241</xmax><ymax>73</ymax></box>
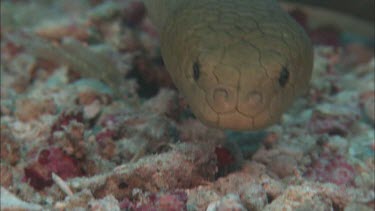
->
<box><xmin>141</xmin><ymin>0</ymin><xmax>313</xmax><ymax>130</ymax></box>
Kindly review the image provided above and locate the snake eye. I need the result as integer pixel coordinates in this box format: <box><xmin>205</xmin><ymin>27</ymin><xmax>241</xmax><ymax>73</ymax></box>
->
<box><xmin>193</xmin><ymin>62</ymin><xmax>200</xmax><ymax>81</ymax></box>
<box><xmin>278</xmin><ymin>66</ymin><xmax>289</xmax><ymax>87</ymax></box>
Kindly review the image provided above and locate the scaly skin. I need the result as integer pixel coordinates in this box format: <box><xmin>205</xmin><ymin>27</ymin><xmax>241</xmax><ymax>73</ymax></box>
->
<box><xmin>143</xmin><ymin>0</ymin><xmax>313</xmax><ymax>130</ymax></box>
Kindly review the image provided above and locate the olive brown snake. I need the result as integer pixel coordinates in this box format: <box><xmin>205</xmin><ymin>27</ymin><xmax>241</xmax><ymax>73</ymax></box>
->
<box><xmin>141</xmin><ymin>0</ymin><xmax>313</xmax><ymax>130</ymax></box>
<box><xmin>139</xmin><ymin>0</ymin><xmax>374</xmax><ymax>130</ymax></box>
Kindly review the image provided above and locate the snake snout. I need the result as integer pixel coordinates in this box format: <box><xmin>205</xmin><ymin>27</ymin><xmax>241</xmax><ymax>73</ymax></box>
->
<box><xmin>237</xmin><ymin>89</ymin><xmax>268</xmax><ymax>117</ymax></box>
<box><xmin>245</xmin><ymin>91</ymin><xmax>263</xmax><ymax>107</ymax></box>
<box><xmin>206</xmin><ymin>85</ymin><xmax>237</xmax><ymax>113</ymax></box>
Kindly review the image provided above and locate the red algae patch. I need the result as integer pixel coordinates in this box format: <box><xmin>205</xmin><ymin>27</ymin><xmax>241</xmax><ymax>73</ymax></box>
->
<box><xmin>304</xmin><ymin>152</ymin><xmax>356</xmax><ymax>186</ymax></box>
<box><xmin>24</xmin><ymin>147</ymin><xmax>83</xmax><ymax>190</ymax></box>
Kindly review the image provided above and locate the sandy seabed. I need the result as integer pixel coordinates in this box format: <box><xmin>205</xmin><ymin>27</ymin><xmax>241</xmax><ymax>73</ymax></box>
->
<box><xmin>1</xmin><ymin>1</ymin><xmax>374</xmax><ymax>210</ymax></box>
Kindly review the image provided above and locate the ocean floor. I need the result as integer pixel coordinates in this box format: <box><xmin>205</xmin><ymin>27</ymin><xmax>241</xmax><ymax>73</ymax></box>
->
<box><xmin>1</xmin><ymin>0</ymin><xmax>374</xmax><ymax>210</ymax></box>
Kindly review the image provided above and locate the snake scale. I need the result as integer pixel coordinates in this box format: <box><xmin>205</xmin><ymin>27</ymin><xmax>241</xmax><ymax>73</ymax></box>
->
<box><xmin>141</xmin><ymin>0</ymin><xmax>313</xmax><ymax>130</ymax></box>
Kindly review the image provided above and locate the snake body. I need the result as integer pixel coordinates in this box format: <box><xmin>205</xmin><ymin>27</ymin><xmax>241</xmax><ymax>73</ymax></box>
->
<box><xmin>141</xmin><ymin>0</ymin><xmax>313</xmax><ymax>130</ymax></box>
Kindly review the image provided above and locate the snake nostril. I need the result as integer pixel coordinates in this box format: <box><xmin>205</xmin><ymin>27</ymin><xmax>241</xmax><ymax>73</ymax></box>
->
<box><xmin>213</xmin><ymin>88</ymin><xmax>229</xmax><ymax>103</ymax></box>
<box><xmin>246</xmin><ymin>91</ymin><xmax>262</xmax><ymax>106</ymax></box>
<box><xmin>207</xmin><ymin>86</ymin><xmax>236</xmax><ymax>113</ymax></box>
<box><xmin>237</xmin><ymin>90</ymin><xmax>266</xmax><ymax>116</ymax></box>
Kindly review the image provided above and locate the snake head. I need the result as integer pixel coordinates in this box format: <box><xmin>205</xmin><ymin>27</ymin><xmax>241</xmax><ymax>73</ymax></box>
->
<box><xmin>160</xmin><ymin>0</ymin><xmax>313</xmax><ymax>131</ymax></box>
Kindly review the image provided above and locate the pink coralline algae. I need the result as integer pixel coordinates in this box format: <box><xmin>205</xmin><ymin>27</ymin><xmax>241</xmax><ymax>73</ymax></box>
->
<box><xmin>50</xmin><ymin>111</ymin><xmax>84</xmax><ymax>136</ymax></box>
<box><xmin>96</xmin><ymin>129</ymin><xmax>118</xmax><ymax>143</ymax></box>
<box><xmin>119</xmin><ymin>191</ymin><xmax>188</xmax><ymax>211</ymax></box>
<box><xmin>307</xmin><ymin>110</ymin><xmax>359</xmax><ymax>136</ymax></box>
<box><xmin>24</xmin><ymin>147</ymin><xmax>83</xmax><ymax>190</ymax></box>
<box><xmin>304</xmin><ymin>152</ymin><xmax>355</xmax><ymax>186</ymax></box>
